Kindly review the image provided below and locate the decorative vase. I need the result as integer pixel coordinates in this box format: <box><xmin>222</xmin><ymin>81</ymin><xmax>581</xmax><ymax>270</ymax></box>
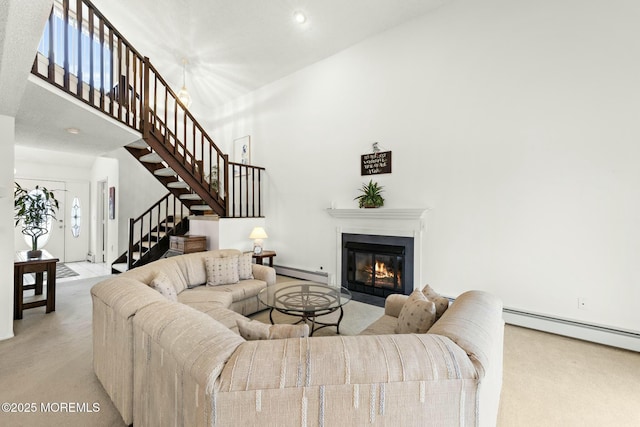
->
<box><xmin>27</xmin><ymin>250</ymin><xmax>42</xmax><ymax>258</ymax></box>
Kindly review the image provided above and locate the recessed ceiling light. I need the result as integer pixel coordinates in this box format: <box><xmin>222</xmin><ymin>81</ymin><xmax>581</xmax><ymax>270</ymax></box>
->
<box><xmin>66</xmin><ymin>127</ymin><xmax>80</xmax><ymax>134</ymax></box>
<box><xmin>293</xmin><ymin>11</ymin><xmax>306</xmax><ymax>24</ymax></box>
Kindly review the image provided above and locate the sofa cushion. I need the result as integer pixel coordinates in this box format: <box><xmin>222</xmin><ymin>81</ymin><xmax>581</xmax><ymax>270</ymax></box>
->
<box><xmin>422</xmin><ymin>284</ymin><xmax>450</xmax><ymax>319</ymax></box>
<box><xmin>150</xmin><ymin>272</ymin><xmax>178</xmax><ymax>302</ymax></box>
<box><xmin>206</xmin><ymin>256</ymin><xmax>240</xmax><ymax>286</ymax></box>
<box><xmin>190</xmin><ymin>306</ymin><xmax>249</xmax><ymax>334</ymax></box>
<box><xmin>236</xmin><ymin>319</ymin><xmax>309</xmax><ymax>340</ymax></box>
<box><xmin>209</xmin><ymin>279</ymin><xmax>267</xmax><ymax>303</ymax></box>
<box><xmin>359</xmin><ymin>314</ymin><xmax>398</xmax><ymax>335</ymax></box>
<box><xmin>395</xmin><ymin>290</ymin><xmax>437</xmax><ymax>334</ymax></box>
<box><xmin>238</xmin><ymin>252</ymin><xmax>254</xmax><ymax>280</ymax></box>
<box><xmin>178</xmin><ymin>287</ymin><xmax>234</xmax><ymax>307</ymax></box>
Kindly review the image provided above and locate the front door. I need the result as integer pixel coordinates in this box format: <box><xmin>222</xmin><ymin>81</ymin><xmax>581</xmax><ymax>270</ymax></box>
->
<box><xmin>14</xmin><ymin>178</ymin><xmax>66</xmax><ymax>262</ymax></box>
<box><xmin>64</xmin><ymin>180</ymin><xmax>90</xmax><ymax>262</ymax></box>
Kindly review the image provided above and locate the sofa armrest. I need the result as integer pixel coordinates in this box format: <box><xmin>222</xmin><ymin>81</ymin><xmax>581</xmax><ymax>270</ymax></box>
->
<box><xmin>428</xmin><ymin>290</ymin><xmax>504</xmax><ymax>378</ymax></box>
<box><xmin>252</xmin><ymin>264</ymin><xmax>276</xmax><ymax>286</ymax></box>
<box><xmin>91</xmin><ymin>276</ymin><xmax>166</xmax><ymax>318</ymax></box>
<box><xmin>133</xmin><ymin>301</ymin><xmax>245</xmax><ymax>427</ymax></box>
<box><xmin>91</xmin><ymin>277</ymin><xmax>167</xmax><ymax>425</ymax></box>
<box><xmin>384</xmin><ymin>294</ymin><xmax>409</xmax><ymax>317</ymax></box>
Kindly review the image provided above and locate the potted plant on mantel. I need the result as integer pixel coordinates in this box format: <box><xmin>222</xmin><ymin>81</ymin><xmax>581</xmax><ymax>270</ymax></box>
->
<box><xmin>14</xmin><ymin>182</ymin><xmax>60</xmax><ymax>258</ymax></box>
<box><xmin>354</xmin><ymin>179</ymin><xmax>385</xmax><ymax>208</ymax></box>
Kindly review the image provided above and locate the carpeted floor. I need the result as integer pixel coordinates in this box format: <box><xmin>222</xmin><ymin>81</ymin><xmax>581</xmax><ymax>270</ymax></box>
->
<box><xmin>1</xmin><ymin>276</ymin><xmax>639</xmax><ymax>426</ymax></box>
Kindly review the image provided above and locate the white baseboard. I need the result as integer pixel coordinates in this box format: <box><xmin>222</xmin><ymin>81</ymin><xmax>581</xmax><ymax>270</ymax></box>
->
<box><xmin>0</xmin><ymin>332</ymin><xmax>15</xmax><ymax>341</ymax></box>
<box><xmin>274</xmin><ymin>265</ymin><xmax>329</xmax><ymax>284</ymax></box>
<box><xmin>503</xmin><ymin>308</ymin><xmax>640</xmax><ymax>352</ymax></box>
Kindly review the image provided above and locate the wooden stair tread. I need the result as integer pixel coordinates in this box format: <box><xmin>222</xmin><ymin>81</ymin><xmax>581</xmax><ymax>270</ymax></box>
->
<box><xmin>112</xmin><ymin>263</ymin><xmax>128</xmax><ymax>273</ymax></box>
<box><xmin>167</xmin><ymin>181</ymin><xmax>189</xmax><ymax>189</ymax></box>
<box><xmin>154</xmin><ymin>167</ymin><xmax>176</xmax><ymax>177</ymax></box>
<box><xmin>126</xmin><ymin>139</ymin><xmax>148</xmax><ymax>149</ymax></box>
<box><xmin>190</xmin><ymin>205</ymin><xmax>211</xmax><ymax>211</ymax></box>
<box><xmin>139</xmin><ymin>152</ymin><xmax>164</xmax><ymax>163</ymax></box>
<box><xmin>179</xmin><ymin>194</ymin><xmax>202</xmax><ymax>200</ymax></box>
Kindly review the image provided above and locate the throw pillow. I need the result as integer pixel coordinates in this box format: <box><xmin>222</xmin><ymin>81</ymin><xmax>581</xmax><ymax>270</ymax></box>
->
<box><xmin>422</xmin><ymin>284</ymin><xmax>450</xmax><ymax>319</ymax></box>
<box><xmin>238</xmin><ymin>252</ymin><xmax>254</xmax><ymax>280</ymax></box>
<box><xmin>206</xmin><ymin>256</ymin><xmax>240</xmax><ymax>286</ymax></box>
<box><xmin>237</xmin><ymin>319</ymin><xmax>309</xmax><ymax>340</ymax></box>
<box><xmin>150</xmin><ymin>272</ymin><xmax>178</xmax><ymax>302</ymax></box>
<box><xmin>395</xmin><ymin>290</ymin><xmax>436</xmax><ymax>334</ymax></box>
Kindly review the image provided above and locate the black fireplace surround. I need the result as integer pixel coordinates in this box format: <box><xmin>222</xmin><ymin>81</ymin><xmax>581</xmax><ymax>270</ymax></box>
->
<box><xmin>342</xmin><ymin>233</ymin><xmax>414</xmax><ymax>298</ymax></box>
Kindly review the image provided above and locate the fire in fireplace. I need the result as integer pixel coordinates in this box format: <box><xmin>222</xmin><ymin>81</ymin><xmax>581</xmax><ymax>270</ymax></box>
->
<box><xmin>342</xmin><ymin>234</ymin><xmax>414</xmax><ymax>298</ymax></box>
<box><xmin>352</xmin><ymin>244</ymin><xmax>403</xmax><ymax>290</ymax></box>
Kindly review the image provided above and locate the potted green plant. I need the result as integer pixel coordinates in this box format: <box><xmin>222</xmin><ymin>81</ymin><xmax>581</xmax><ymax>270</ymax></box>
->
<box><xmin>354</xmin><ymin>180</ymin><xmax>385</xmax><ymax>208</ymax></box>
<box><xmin>14</xmin><ymin>182</ymin><xmax>60</xmax><ymax>258</ymax></box>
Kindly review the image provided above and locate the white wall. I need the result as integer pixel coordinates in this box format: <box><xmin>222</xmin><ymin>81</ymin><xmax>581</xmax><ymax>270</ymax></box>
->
<box><xmin>14</xmin><ymin>145</ymin><xmax>93</xmax><ymax>181</ymax></box>
<box><xmin>189</xmin><ymin>217</ymin><xmax>265</xmax><ymax>252</ymax></box>
<box><xmin>211</xmin><ymin>0</ymin><xmax>640</xmax><ymax>333</ymax></box>
<box><xmin>91</xmin><ymin>157</ymin><xmax>119</xmax><ymax>264</ymax></box>
<box><xmin>0</xmin><ymin>115</ymin><xmax>15</xmax><ymax>340</ymax></box>
<box><xmin>219</xmin><ymin>217</ymin><xmax>266</xmax><ymax>252</ymax></box>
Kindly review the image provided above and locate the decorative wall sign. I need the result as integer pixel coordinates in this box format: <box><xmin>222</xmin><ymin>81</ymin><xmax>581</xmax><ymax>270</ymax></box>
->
<box><xmin>361</xmin><ymin>151</ymin><xmax>392</xmax><ymax>176</ymax></box>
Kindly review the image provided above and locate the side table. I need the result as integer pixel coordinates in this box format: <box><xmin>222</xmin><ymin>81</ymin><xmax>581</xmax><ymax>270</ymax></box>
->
<box><xmin>252</xmin><ymin>250</ymin><xmax>276</xmax><ymax>267</ymax></box>
<box><xmin>14</xmin><ymin>249</ymin><xmax>59</xmax><ymax>320</ymax></box>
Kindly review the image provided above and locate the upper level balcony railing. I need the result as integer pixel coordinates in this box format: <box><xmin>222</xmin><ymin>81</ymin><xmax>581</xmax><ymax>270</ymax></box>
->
<box><xmin>31</xmin><ymin>0</ymin><xmax>264</xmax><ymax>218</ymax></box>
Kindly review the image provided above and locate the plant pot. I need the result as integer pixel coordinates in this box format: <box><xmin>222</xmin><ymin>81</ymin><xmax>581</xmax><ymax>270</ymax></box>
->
<box><xmin>362</xmin><ymin>204</ymin><xmax>380</xmax><ymax>209</ymax></box>
<box><xmin>27</xmin><ymin>250</ymin><xmax>42</xmax><ymax>259</ymax></box>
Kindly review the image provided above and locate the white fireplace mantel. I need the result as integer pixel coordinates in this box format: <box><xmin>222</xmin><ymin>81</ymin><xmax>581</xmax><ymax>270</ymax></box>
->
<box><xmin>326</xmin><ymin>207</ymin><xmax>430</xmax><ymax>291</ymax></box>
<box><xmin>326</xmin><ymin>208</ymin><xmax>429</xmax><ymax>221</ymax></box>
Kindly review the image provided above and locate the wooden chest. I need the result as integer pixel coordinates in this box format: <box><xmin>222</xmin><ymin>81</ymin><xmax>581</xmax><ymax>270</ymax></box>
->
<box><xmin>169</xmin><ymin>235</ymin><xmax>207</xmax><ymax>254</ymax></box>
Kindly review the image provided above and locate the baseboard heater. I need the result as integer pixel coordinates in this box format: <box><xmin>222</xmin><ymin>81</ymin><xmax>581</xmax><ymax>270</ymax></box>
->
<box><xmin>273</xmin><ymin>265</ymin><xmax>329</xmax><ymax>284</ymax></box>
<box><xmin>502</xmin><ymin>307</ymin><xmax>640</xmax><ymax>352</ymax></box>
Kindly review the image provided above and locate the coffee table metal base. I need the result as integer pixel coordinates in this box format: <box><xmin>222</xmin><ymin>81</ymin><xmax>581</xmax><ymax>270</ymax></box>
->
<box><xmin>268</xmin><ymin>305</ymin><xmax>345</xmax><ymax>336</ymax></box>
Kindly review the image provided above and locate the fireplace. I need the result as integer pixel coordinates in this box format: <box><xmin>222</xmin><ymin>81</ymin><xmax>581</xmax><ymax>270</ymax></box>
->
<box><xmin>342</xmin><ymin>233</ymin><xmax>414</xmax><ymax>298</ymax></box>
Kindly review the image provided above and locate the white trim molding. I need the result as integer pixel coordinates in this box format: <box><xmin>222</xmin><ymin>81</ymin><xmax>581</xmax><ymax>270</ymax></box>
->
<box><xmin>326</xmin><ymin>208</ymin><xmax>429</xmax><ymax>221</ymax></box>
<box><xmin>503</xmin><ymin>308</ymin><xmax>640</xmax><ymax>352</ymax></box>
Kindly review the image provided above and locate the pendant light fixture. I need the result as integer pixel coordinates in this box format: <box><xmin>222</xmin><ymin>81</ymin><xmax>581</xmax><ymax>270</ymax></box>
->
<box><xmin>177</xmin><ymin>58</ymin><xmax>192</xmax><ymax>108</ymax></box>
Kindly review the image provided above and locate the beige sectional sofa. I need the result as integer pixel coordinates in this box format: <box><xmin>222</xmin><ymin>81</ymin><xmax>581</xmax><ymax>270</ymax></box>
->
<box><xmin>91</xmin><ymin>250</ymin><xmax>505</xmax><ymax>427</ymax></box>
<box><xmin>91</xmin><ymin>249</ymin><xmax>276</xmax><ymax>425</ymax></box>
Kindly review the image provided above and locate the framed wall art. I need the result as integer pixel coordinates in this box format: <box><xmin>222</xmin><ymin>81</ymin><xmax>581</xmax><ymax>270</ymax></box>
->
<box><xmin>108</xmin><ymin>186</ymin><xmax>115</xmax><ymax>220</ymax></box>
<box><xmin>233</xmin><ymin>135</ymin><xmax>251</xmax><ymax>176</ymax></box>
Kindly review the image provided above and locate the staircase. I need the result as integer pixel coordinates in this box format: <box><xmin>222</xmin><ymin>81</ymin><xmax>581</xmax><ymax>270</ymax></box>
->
<box><xmin>111</xmin><ymin>193</ymin><xmax>189</xmax><ymax>273</ymax></box>
<box><xmin>31</xmin><ymin>0</ymin><xmax>267</xmax><ymax>270</ymax></box>
<box><xmin>124</xmin><ymin>138</ymin><xmax>218</xmax><ymax>215</ymax></box>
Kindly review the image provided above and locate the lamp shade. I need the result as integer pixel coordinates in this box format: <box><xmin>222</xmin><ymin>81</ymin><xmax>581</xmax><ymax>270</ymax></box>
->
<box><xmin>249</xmin><ymin>227</ymin><xmax>268</xmax><ymax>239</ymax></box>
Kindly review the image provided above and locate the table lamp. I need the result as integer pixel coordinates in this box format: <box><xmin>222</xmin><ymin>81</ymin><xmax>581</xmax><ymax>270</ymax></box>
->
<box><xmin>249</xmin><ymin>227</ymin><xmax>268</xmax><ymax>254</ymax></box>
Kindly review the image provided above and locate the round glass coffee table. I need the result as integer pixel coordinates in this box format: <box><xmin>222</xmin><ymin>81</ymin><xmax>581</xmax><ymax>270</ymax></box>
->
<box><xmin>257</xmin><ymin>282</ymin><xmax>352</xmax><ymax>336</ymax></box>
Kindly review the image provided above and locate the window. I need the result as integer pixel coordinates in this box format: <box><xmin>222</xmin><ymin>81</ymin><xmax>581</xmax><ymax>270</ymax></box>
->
<box><xmin>70</xmin><ymin>197</ymin><xmax>81</xmax><ymax>238</ymax></box>
<box><xmin>37</xmin><ymin>8</ymin><xmax>113</xmax><ymax>90</ymax></box>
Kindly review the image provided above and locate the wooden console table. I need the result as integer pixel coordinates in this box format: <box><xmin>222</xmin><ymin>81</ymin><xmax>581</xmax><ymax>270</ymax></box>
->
<box><xmin>14</xmin><ymin>250</ymin><xmax>59</xmax><ymax>320</ymax></box>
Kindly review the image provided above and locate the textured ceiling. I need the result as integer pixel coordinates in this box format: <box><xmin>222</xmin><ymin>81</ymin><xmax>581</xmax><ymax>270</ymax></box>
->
<box><xmin>15</xmin><ymin>77</ymin><xmax>140</xmax><ymax>155</ymax></box>
<box><xmin>0</xmin><ymin>0</ymin><xmax>52</xmax><ymax>116</ymax></box>
<box><xmin>92</xmin><ymin>0</ymin><xmax>448</xmax><ymax>115</ymax></box>
<box><xmin>13</xmin><ymin>0</ymin><xmax>448</xmax><ymax>155</ymax></box>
